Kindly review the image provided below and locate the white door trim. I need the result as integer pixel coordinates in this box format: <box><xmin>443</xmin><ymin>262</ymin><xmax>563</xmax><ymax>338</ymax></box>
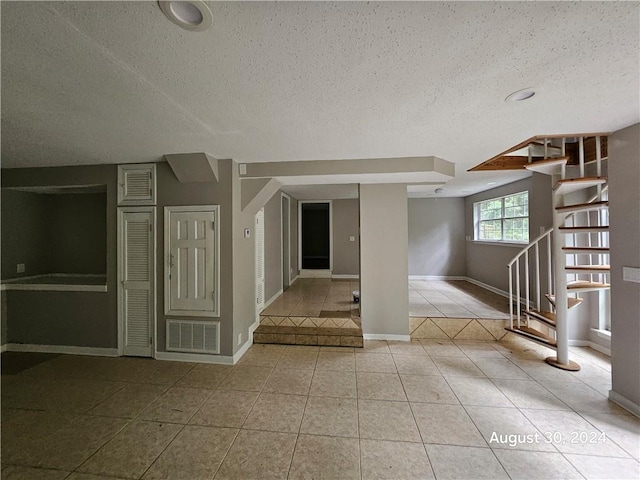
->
<box><xmin>281</xmin><ymin>193</ymin><xmax>292</xmax><ymax>289</ymax></box>
<box><xmin>255</xmin><ymin>208</ymin><xmax>265</xmax><ymax>315</ymax></box>
<box><xmin>117</xmin><ymin>206</ymin><xmax>157</xmax><ymax>358</ymax></box>
<box><xmin>164</xmin><ymin>205</ymin><xmax>220</xmax><ymax>317</ymax></box>
<box><xmin>298</xmin><ymin>200</ymin><xmax>333</xmax><ymax>273</ymax></box>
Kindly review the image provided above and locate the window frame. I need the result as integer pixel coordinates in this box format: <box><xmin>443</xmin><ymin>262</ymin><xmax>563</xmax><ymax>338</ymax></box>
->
<box><xmin>474</xmin><ymin>191</ymin><xmax>529</xmax><ymax>244</ymax></box>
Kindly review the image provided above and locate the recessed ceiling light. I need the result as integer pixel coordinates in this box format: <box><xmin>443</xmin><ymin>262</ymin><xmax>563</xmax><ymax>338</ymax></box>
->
<box><xmin>158</xmin><ymin>1</ymin><xmax>212</xmax><ymax>31</ymax></box>
<box><xmin>505</xmin><ymin>88</ymin><xmax>536</xmax><ymax>102</ymax></box>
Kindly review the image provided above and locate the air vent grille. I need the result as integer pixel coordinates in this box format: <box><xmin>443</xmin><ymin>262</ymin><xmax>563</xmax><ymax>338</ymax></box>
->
<box><xmin>166</xmin><ymin>320</ymin><xmax>219</xmax><ymax>354</ymax></box>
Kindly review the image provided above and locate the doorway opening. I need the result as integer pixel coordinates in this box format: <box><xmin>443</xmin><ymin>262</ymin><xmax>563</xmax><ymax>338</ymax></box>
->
<box><xmin>299</xmin><ymin>201</ymin><xmax>332</xmax><ymax>275</ymax></box>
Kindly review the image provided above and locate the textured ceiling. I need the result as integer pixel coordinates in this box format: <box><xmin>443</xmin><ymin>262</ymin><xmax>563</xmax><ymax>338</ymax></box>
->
<box><xmin>1</xmin><ymin>1</ymin><xmax>638</xmax><ymax>196</ymax></box>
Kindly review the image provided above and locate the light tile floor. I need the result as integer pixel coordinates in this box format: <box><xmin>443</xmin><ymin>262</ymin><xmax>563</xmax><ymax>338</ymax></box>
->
<box><xmin>261</xmin><ymin>278</ymin><xmax>511</xmax><ymax>320</ymax></box>
<box><xmin>409</xmin><ymin>279</ymin><xmax>510</xmax><ymax>319</ymax></box>
<box><xmin>262</xmin><ymin>279</ymin><xmax>360</xmax><ymax>318</ymax></box>
<box><xmin>2</xmin><ymin>340</ymin><xmax>640</xmax><ymax>480</ymax></box>
<box><xmin>1</xmin><ymin>340</ymin><xmax>639</xmax><ymax>480</ymax></box>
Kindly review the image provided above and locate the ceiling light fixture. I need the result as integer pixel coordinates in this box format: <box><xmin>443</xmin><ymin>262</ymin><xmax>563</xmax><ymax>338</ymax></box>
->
<box><xmin>158</xmin><ymin>1</ymin><xmax>212</xmax><ymax>31</ymax></box>
<box><xmin>505</xmin><ymin>87</ymin><xmax>536</xmax><ymax>102</ymax></box>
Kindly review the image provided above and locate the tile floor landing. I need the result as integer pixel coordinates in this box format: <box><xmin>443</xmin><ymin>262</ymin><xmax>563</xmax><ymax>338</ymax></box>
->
<box><xmin>257</xmin><ymin>278</ymin><xmax>363</xmax><ymax>347</ymax></box>
<box><xmin>261</xmin><ymin>278</ymin><xmax>360</xmax><ymax>318</ymax></box>
<box><xmin>2</xmin><ymin>340</ymin><xmax>639</xmax><ymax>480</ymax></box>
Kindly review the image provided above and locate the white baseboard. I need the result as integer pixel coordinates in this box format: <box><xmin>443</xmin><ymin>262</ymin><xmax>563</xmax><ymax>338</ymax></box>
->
<box><xmin>290</xmin><ymin>275</ymin><xmax>299</xmax><ymax>285</ymax></box>
<box><xmin>409</xmin><ymin>275</ymin><xmax>466</xmax><ymax>281</ymax></box>
<box><xmin>299</xmin><ymin>269</ymin><xmax>332</xmax><ymax>278</ymax></box>
<box><xmin>609</xmin><ymin>390</ymin><xmax>640</xmax><ymax>418</ymax></box>
<box><xmin>4</xmin><ymin>343</ymin><xmax>118</xmax><ymax>357</ymax></box>
<box><xmin>363</xmin><ymin>334</ymin><xmax>411</xmax><ymax>342</ymax></box>
<box><xmin>331</xmin><ymin>274</ymin><xmax>359</xmax><ymax>280</ymax></box>
<box><xmin>155</xmin><ymin>351</ymin><xmax>235</xmax><ymax>365</ymax></box>
<box><xmin>568</xmin><ymin>339</ymin><xmax>611</xmax><ymax>357</ymax></box>
<box><xmin>233</xmin><ymin>339</ymin><xmax>253</xmax><ymax>364</ymax></box>
<box><xmin>1</xmin><ymin>344</ymin><xmax>8</xmax><ymax>353</ymax></box>
<box><xmin>259</xmin><ymin>288</ymin><xmax>283</xmax><ymax>314</ymax></box>
<box><xmin>464</xmin><ymin>277</ymin><xmax>510</xmax><ymax>299</ymax></box>
<box><xmin>588</xmin><ymin>342</ymin><xmax>612</xmax><ymax>356</ymax></box>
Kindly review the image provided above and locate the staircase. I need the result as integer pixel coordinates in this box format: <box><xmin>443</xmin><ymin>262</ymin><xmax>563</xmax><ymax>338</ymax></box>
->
<box><xmin>506</xmin><ymin>135</ymin><xmax>610</xmax><ymax>371</ymax></box>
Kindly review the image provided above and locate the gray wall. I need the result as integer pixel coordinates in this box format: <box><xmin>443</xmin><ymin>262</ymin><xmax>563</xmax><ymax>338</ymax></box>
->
<box><xmin>1</xmin><ymin>189</ymin><xmax>51</xmax><ymax>279</ymax></box>
<box><xmin>48</xmin><ymin>193</ymin><xmax>107</xmax><ymax>274</ymax></box>
<box><xmin>360</xmin><ymin>184</ymin><xmax>409</xmax><ymax>336</ymax></box>
<box><xmin>1</xmin><ymin>165</ymin><xmax>118</xmax><ymax>348</ymax></box>
<box><xmin>332</xmin><ymin>199</ymin><xmax>360</xmax><ymax>276</ymax></box>
<box><xmin>408</xmin><ymin>198</ymin><xmax>466</xmax><ymax>276</ymax></box>
<box><xmin>263</xmin><ymin>192</ymin><xmax>282</xmax><ymax>302</ymax></box>
<box><xmin>609</xmin><ymin>123</ymin><xmax>640</xmax><ymax>410</ymax></box>
<box><xmin>465</xmin><ymin>174</ymin><xmax>552</xmax><ymax>293</ymax></box>
<box><xmin>232</xmin><ymin>161</ymin><xmax>258</xmax><ymax>354</ymax></box>
<box><xmin>7</xmin><ymin>291</ymin><xmax>111</xmax><ymax>347</ymax></box>
<box><xmin>155</xmin><ymin>160</ymin><xmax>234</xmax><ymax>356</ymax></box>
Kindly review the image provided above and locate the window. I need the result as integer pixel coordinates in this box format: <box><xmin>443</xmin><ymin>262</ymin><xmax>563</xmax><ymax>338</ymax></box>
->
<box><xmin>474</xmin><ymin>191</ymin><xmax>529</xmax><ymax>243</ymax></box>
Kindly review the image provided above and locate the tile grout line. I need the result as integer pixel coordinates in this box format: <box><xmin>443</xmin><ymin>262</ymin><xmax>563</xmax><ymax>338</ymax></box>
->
<box><xmin>391</xmin><ymin>343</ymin><xmax>439</xmax><ymax>480</ymax></box>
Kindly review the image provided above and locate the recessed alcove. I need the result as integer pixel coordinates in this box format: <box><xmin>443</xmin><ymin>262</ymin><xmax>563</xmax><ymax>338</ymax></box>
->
<box><xmin>1</xmin><ymin>184</ymin><xmax>107</xmax><ymax>289</ymax></box>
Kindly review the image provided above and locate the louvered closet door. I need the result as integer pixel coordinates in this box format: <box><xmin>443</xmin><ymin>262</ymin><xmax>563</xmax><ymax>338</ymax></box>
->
<box><xmin>255</xmin><ymin>209</ymin><xmax>265</xmax><ymax>312</ymax></box>
<box><xmin>120</xmin><ymin>209</ymin><xmax>155</xmax><ymax>357</ymax></box>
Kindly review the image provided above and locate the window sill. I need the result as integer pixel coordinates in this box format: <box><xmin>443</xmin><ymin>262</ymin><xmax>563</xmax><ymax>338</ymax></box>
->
<box><xmin>471</xmin><ymin>241</ymin><xmax>528</xmax><ymax>248</ymax></box>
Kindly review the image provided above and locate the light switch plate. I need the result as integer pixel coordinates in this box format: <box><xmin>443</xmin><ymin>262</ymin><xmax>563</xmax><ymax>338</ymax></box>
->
<box><xmin>239</xmin><ymin>164</ymin><xmax>247</xmax><ymax>175</ymax></box>
<box><xmin>17</xmin><ymin>263</ymin><xmax>25</xmax><ymax>274</ymax></box>
<box><xmin>622</xmin><ymin>266</ymin><xmax>640</xmax><ymax>283</ymax></box>
<box><xmin>349</xmin><ymin>236</ymin><xmax>355</xmax><ymax>242</ymax></box>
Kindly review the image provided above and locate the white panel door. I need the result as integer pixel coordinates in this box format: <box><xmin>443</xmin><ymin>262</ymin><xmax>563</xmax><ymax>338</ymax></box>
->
<box><xmin>119</xmin><ymin>208</ymin><xmax>155</xmax><ymax>357</ymax></box>
<box><xmin>255</xmin><ymin>209</ymin><xmax>265</xmax><ymax>312</ymax></box>
<box><xmin>166</xmin><ymin>208</ymin><xmax>217</xmax><ymax>315</ymax></box>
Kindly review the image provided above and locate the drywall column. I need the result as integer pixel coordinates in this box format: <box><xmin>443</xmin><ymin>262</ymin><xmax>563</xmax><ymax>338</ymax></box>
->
<box><xmin>609</xmin><ymin>123</ymin><xmax>640</xmax><ymax>415</ymax></box>
<box><xmin>359</xmin><ymin>184</ymin><xmax>409</xmax><ymax>339</ymax></box>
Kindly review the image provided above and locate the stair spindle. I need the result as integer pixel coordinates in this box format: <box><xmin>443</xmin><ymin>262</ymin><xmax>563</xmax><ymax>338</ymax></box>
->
<box><xmin>525</xmin><ymin>251</ymin><xmax>530</xmax><ymax>327</ymax></box>
<box><xmin>508</xmin><ymin>265</ymin><xmax>514</xmax><ymax>329</ymax></box>
<box><xmin>578</xmin><ymin>137</ymin><xmax>585</xmax><ymax>178</ymax></box>
<box><xmin>535</xmin><ymin>242</ymin><xmax>541</xmax><ymax>311</ymax></box>
<box><xmin>561</xmin><ymin>138</ymin><xmax>566</xmax><ymax>179</ymax></box>
<box><xmin>516</xmin><ymin>257</ymin><xmax>521</xmax><ymax>328</ymax></box>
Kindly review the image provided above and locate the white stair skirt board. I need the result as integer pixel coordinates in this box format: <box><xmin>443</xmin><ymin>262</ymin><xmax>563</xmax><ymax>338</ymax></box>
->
<box><xmin>363</xmin><ymin>334</ymin><xmax>411</xmax><ymax>342</ymax></box>
<box><xmin>5</xmin><ymin>344</ymin><xmax>119</xmax><ymax>357</ymax></box>
<box><xmin>609</xmin><ymin>390</ymin><xmax>640</xmax><ymax>418</ymax></box>
<box><xmin>299</xmin><ymin>269</ymin><xmax>332</xmax><ymax>278</ymax></box>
